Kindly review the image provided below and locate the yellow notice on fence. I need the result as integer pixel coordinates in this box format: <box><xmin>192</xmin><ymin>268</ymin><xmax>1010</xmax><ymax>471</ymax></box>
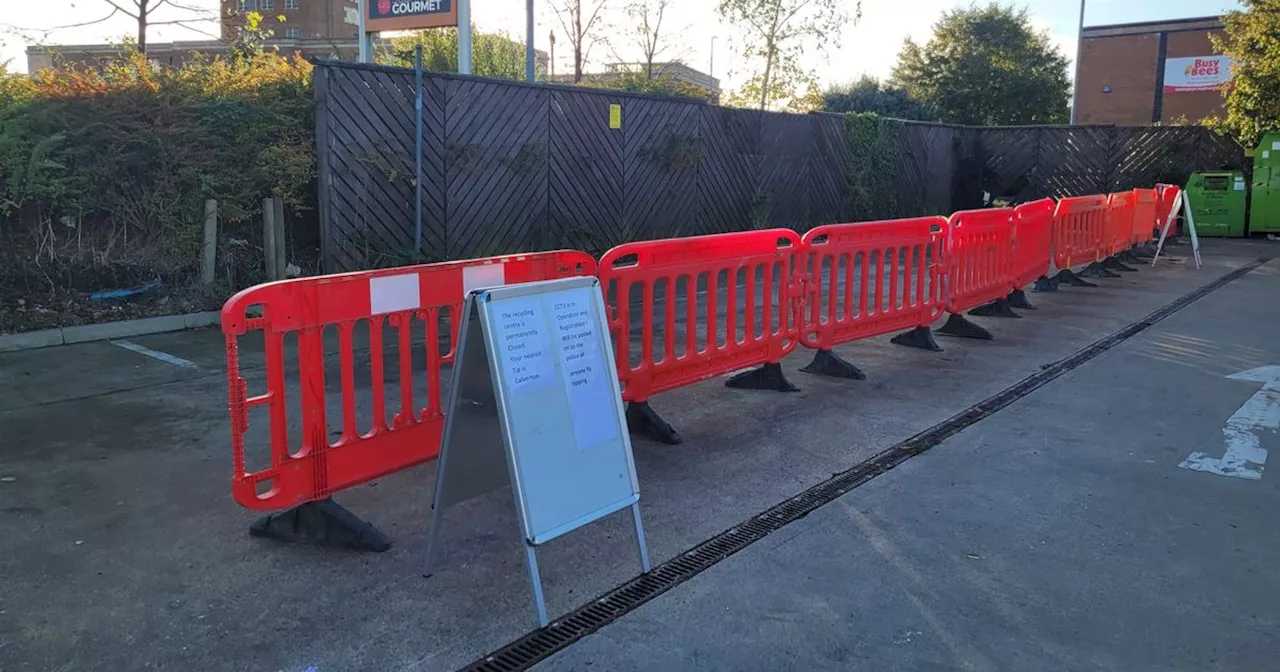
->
<box><xmin>609</xmin><ymin>104</ymin><xmax>622</xmax><ymax>130</ymax></box>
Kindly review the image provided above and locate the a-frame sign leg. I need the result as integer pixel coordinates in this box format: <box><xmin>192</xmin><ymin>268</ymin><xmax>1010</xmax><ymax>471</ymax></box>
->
<box><xmin>524</xmin><ymin>543</ymin><xmax>550</xmax><ymax>627</ymax></box>
<box><xmin>631</xmin><ymin>503</ymin><xmax>652</xmax><ymax>573</ymax></box>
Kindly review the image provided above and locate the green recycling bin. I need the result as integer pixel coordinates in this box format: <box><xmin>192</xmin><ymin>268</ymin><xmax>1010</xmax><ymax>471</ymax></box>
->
<box><xmin>1251</xmin><ymin>132</ymin><xmax>1280</xmax><ymax>234</ymax></box>
<box><xmin>1185</xmin><ymin>171</ymin><xmax>1247</xmax><ymax>237</ymax></box>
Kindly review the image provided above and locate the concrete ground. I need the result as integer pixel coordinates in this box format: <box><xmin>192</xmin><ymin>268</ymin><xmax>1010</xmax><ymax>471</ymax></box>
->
<box><xmin>0</xmin><ymin>239</ymin><xmax>1275</xmax><ymax>671</ymax></box>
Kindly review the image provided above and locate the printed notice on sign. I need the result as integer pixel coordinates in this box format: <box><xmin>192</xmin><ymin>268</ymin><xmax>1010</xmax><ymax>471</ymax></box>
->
<box><xmin>496</xmin><ymin>297</ymin><xmax>554</xmax><ymax>395</ymax></box>
<box><xmin>548</xmin><ymin>288</ymin><xmax>619</xmax><ymax>450</ymax></box>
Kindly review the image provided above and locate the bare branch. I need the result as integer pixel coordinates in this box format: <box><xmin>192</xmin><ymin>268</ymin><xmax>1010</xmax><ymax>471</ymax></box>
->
<box><xmin>100</xmin><ymin>0</ymin><xmax>142</xmax><ymax>20</ymax></box>
<box><xmin>1</xmin><ymin>7</ymin><xmax>121</xmax><ymax>33</ymax></box>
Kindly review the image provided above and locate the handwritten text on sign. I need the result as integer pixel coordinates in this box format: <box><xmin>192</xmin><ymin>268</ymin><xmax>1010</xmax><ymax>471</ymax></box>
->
<box><xmin>550</xmin><ymin>291</ymin><xmax>619</xmax><ymax>450</ymax></box>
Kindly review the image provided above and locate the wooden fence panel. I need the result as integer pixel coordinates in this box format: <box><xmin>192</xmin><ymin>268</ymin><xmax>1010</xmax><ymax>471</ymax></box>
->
<box><xmin>548</xmin><ymin>89</ymin><xmax>623</xmax><ymax>253</ymax></box>
<box><xmin>444</xmin><ymin>79</ymin><xmax>549</xmax><ymax>259</ymax></box>
<box><xmin>698</xmin><ymin>106</ymin><xmax>762</xmax><ymax>233</ymax></box>
<box><xmin>314</xmin><ymin>62</ymin><xmax>1247</xmax><ymax>271</ymax></box>
<box><xmin>622</xmin><ymin>97</ymin><xmax>702</xmax><ymax>243</ymax></box>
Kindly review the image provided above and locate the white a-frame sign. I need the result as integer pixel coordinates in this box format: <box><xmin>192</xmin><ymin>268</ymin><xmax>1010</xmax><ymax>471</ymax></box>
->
<box><xmin>425</xmin><ymin>276</ymin><xmax>651</xmax><ymax>627</ymax></box>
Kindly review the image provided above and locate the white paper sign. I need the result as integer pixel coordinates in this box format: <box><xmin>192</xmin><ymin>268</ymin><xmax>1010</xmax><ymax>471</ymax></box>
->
<box><xmin>495</xmin><ymin>297</ymin><xmax>555</xmax><ymax>394</ymax></box>
<box><xmin>1272</xmin><ymin>141</ymin><xmax>1280</xmax><ymax>151</ymax></box>
<box><xmin>369</xmin><ymin>273</ymin><xmax>421</xmax><ymax>314</ymax></box>
<box><xmin>549</xmin><ymin>289</ymin><xmax>619</xmax><ymax>450</ymax></box>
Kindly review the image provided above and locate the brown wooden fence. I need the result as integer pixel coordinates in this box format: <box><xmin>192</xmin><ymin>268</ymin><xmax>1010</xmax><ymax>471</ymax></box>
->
<box><xmin>315</xmin><ymin>60</ymin><xmax>1243</xmax><ymax>272</ymax></box>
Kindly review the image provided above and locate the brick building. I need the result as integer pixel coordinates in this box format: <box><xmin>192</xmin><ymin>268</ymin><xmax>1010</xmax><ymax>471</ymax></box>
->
<box><xmin>220</xmin><ymin>0</ymin><xmax>357</xmax><ymax>41</ymax></box>
<box><xmin>1074</xmin><ymin>16</ymin><xmax>1230</xmax><ymax>125</ymax></box>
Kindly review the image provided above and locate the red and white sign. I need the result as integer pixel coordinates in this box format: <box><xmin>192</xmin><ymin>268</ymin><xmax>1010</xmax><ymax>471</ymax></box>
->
<box><xmin>1164</xmin><ymin>56</ymin><xmax>1233</xmax><ymax>93</ymax></box>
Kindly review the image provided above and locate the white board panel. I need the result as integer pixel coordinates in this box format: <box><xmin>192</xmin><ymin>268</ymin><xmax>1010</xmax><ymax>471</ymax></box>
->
<box><xmin>480</xmin><ymin>277</ymin><xmax>639</xmax><ymax>545</ymax></box>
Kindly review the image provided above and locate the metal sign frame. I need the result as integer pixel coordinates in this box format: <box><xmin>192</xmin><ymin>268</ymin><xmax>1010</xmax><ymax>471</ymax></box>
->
<box><xmin>424</xmin><ymin>276</ymin><xmax>651</xmax><ymax>627</ymax></box>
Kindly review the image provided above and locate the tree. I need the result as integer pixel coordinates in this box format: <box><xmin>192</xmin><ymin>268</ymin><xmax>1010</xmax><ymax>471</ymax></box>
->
<box><xmin>625</xmin><ymin>0</ymin><xmax>681</xmax><ymax>79</ymax></box>
<box><xmin>890</xmin><ymin>3</ymin><xmax>1069</xmax><ymax>125</ymax></box>
<box><xmin>717</xmin><ymin>0</ymin><xmax>857</xmax><ymax>111</ymax></box>
<box><xmin>5</xmin><ymin>0</ymin><xmax>217</xmax><ymax>54</ymax></box>
<box><xmin>1207</xmin><ymin>0</ymin><xmax>1280</xmax><ymax>149</ymax></box>
<box><xmin>553</xmin><ymin>0</ymin><xmax>609</xmax><ymax>83</ymax></box>
<box><xmin>821</xmin><ymin>76</ymin><xmax>934</xmax><ymax>120</ymax></box>
<box><xmin>98</xmin><ymin>0</ymin><xmax>216</xmax><ymax>52</ymax></box>
<box><xmin>385</xmin><ymin>28</ymin><xmax>529</xmax><ymax>79</ymax></box>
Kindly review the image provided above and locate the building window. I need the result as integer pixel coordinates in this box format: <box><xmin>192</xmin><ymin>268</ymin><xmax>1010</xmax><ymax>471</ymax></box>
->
<box><xmin>237</xmin><ymin>0</ymin><xmax>254</xmax><ymax>9</ymax></box>
<box><xmin>260</xmin><ymin>0</ymin><xmax>273</xmax><ymax>8</ymax></box>
<box><xmin>285</xmin><ymin>27</ymin><xmax>302</xmax><ymax>39</ymax></box>
<box><xmin>285</xmin><ymin>0</ymin><xmax>299</xmax><ymax>8</ymax></box>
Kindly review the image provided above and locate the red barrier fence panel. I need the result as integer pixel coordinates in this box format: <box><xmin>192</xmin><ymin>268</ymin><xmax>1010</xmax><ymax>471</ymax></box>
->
<box><xmin>799</xmin><ymin>217</ymin><xmax>946</xmax><ymax>351</ymax></box>
<box><xmin>1011</xmin><ymin>199</ymin><xmax>1056</xmax><ymax>290</ymax></box>
<box><xmin>598</xmin><ymin>229</ymin><xmax>802</xmax><ymax>403</ymax></box>
<box><xmin>1132</xmin><ymin>188</ymin><xmax>1159</xmax><ymax>245</ymax></box>
<box><xmin>1105</xmin><ymin>191</ymin><xmax>1137</xmax><ymax>256</ymax></box>
<box><xmin>222</xmin><ymin>251</ymin><xmax>596</xmax><ymax>511</ymax></box>
<box><xmin>1053</xmin><ymin>195</ymin><xmax>1108</xmax><ymax>270</ymax></box>
<box><xmin>1156</xmin><ymin>184</ymin><xmax>1181</xmax><ymax>237</ymax></box>
<box><xmin>943</xmin><ymin>208</ymin><xmax>1016</xmax><ymax>314</ymax></box>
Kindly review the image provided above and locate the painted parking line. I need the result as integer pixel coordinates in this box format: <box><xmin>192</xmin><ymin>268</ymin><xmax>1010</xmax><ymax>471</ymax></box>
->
<box><xmin>110</xmin><ymin>340</ymin><xmax>200</xmax><ymax>370</ymax></box>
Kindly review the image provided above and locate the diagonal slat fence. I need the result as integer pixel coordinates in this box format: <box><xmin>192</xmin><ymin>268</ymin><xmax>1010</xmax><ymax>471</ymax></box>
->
<box><xmin>315</xmin><ymin>60</ymin><xmax>1245</xmax><ymax>273</ymax></box>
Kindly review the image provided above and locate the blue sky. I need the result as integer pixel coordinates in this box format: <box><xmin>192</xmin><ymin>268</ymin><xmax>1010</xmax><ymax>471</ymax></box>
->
<box><xmin>1</xmin><ymin>0</ymin><xmax>1245</xmax><ymax>86</ymax></box>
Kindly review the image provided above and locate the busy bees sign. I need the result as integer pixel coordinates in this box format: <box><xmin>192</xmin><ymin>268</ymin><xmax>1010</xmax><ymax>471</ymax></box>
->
<box><xmin>1163</xmin><ymin>56</ymin><xmax>1233</xmax><ymax>93</ymax></box>
<box><xmin>366</xmin><ymin>0</ymin><xmax>457</xmax><ymax>31</ymax></box>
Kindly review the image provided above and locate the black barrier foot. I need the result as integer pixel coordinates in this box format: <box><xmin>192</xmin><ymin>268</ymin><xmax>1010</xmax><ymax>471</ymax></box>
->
<box><xmin>1080</xmin><ymin>263</ymin><xmax>1120</xmax><ymax>279</ymax></box>
<box><xmin>890</xmin><ymin>326</ymin><xmax>944</xmax><ymax>352</ymax></box>
<box><xmin>249</xmin><ymin>498</ymin><xmax>391</xmax><ymax>552</ymax></box>
<box><xmin>969</xmin><ymin>298</ymin><xmax>1022</xmax><ymax>318</ymax></box>
<box><xmin>1118</xmin><ymin>250</ymin><xmax>1142</xmax><ymax>264</ymax></box>
<box><xmin>625</xmin><ymin>401</ymin><xmax>683</xmax><ymax>445</ymax></box>
<box><xmin>1032</xmin><ymin>275</ymin><xmax>1059</xmax><ymax>293</ymax></box>
<box><xmin>1133</xmin><ymin>244</ymin><xmax>1156</xmax><ymax>258</ymax></box>
<box><xmin>1103</xmin><ymin>256</ymin><xmax>1138</xmax><ymax>273</ymax></box>
<box><xmin>1008</xmin><ymin>289</ymin><xmax>1036</xmax><ymax>310</ymax></box>
<box><xmin>800</xmin><ymin>349</ymin><xmax>867</xmax><ymax>380</ymax></box>
<box><xmin>936</xmin><ymin>313</ymin><xmax>994</xmax><ymax>340</ymax></box>
<box><xmin>1055</xmin><ymin>270</ymin><xmax>1098</xmax><ymax>287</ymax></box>
<box><xmin>725</xmin><ymin>362</ymin><xmax>799</xmax><ymax>392</ymax></box>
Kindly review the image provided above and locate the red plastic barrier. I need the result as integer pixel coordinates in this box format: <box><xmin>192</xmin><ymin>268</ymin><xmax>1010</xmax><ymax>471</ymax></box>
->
<box><xmin>222</xmin><ymin>251</ymin><xmax>596</xmax><ymax>511</ymax></box>
<box><xmin>1104</xmin><ymin>191</ymin><xmax>1137</xmax><ymax>257</ymax></box>
<box><xmin>943</xmin><ymin>208</ymin><xmax>1016</xmax><ymax>314</ymax></box>
<box><xmin>1132</xmin><ymin>188</ymin><xmax>1159</xmax><ymax>245</ymax></box>
<box><xmin>1010</xmin><ymin>199</ymin><xmax>1056</xmax><ymax>290</ymax></box>
<box><xmin>799</xmin><ymin>217</ymin><xmax>947</xmax><ymax>350</ymax></box>
<box><xmin>598</xmin><ymin>230</ymin><xmax>802</xmax><ymax>403</ymax></box>
<box><xmin>1053</xmin><ymin>195</ymin><xmax>1108</xmax><ymax>270</ymax></box>
<box><xmin>1156</xmin><ymin>184</ymin><xmax>1181</xmax><ymax>238</ymax></box>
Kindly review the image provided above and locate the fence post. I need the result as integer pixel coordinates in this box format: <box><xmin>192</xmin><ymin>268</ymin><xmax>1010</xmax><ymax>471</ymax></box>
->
<box><xmin>201</xmin><ymin>199</ymin><xmax>218</xmax><ymax>285</ymax></box>
<box><xmin>263</xmin><ymin>197</ymin><xmax>278</xmax><ymax>281</ymax></box>
<box><xmin>273</xmin><ymin>196</ymin><xmax>287</xmax><ymax>278</ymax></box>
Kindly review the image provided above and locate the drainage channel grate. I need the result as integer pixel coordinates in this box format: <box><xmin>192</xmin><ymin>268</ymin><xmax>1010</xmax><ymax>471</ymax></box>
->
<box><xmin>461</xmin><ymin>257</ymin><xmax>1270</xmax><ymax>672</ymax></box>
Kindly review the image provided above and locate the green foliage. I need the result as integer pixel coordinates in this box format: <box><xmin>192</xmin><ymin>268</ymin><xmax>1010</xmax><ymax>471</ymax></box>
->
<box><xmin>821</xmin><ymin>76</ymin><xmax>935</xmax><ymax>121</ymax></box>
<box><xmin>1208</xmin><ymin>0</ymin><xmax>1280</xmax><ymax>149</ymax></box>
<box><xmin>890</xmin><ymin>3</ymin><xmax>1069</xmax><ymax>125</ymax></box>
<box><xmin>0</xmin><ymin>44</ymin><xmax>313</xmax><ymax>286</ymax></box>
<box><xmin>717</xmin><ymin>0</ymin><xmax>856</xmax><ymax>111</ymax></box>
<box><xmin>842</xmin><ymin>112</ymin><xmax>909</xmax><ymax>220</ymax></box>
<box><xmin>385</xmin><ymin>28</ymin><xmax>529</xmax><ymax>80</ymax></box>
<box><xmin>581</xmin><ymin>71</ymin><xmax>710</xmax><ymax>100</ymax></box>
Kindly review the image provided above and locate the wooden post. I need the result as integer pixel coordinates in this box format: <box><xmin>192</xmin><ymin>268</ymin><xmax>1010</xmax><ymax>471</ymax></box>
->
<box><xmin>263</xmin><ymin>197</ymin><xmax>278</xmax><ymax>281</ymax></box>
<box><xmin>272</xmin><ymin>196</ymin><xmax>287</xmax><ymax>278</ymax></box>
<box><xmin>201</xmin><ymin>199</ymin><xmax>218</xmax><ymax>285</ymax></box>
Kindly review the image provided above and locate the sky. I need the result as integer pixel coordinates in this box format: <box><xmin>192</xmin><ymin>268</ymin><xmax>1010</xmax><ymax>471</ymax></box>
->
<box><xmin>0</xmin><ymin>0</ymin><xmax>1245</xmax><ymax>90</ymax></box>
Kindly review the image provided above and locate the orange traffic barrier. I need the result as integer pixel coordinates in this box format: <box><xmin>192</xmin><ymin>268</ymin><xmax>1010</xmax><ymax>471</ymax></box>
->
<box><xmin>1052</xmin><ymin>195</ymin><xmax>1108</xmax><ymax>272</ymax></box>
<box><xmin>1010</xmin><ymin>199</ymin><xmax>1056</xmax><ymax>294</ymax></box>
<box><xmin>1132</xmin><ymin>188</ymin><xmax>1159</xmax><ymax>245</ymax></box>
<box><xmin>1104</xmin><ymin>191</ymin><xmax>1137</xmax><ymax>258</ymax></box>
<box><xmin>797</xmin><ymin>217</ymin><xmax>948</xmax><ymax>372</ymax></box>
<box><xmin>597</xmin><ymin>230</ymin><xmax>803</xmax><ymax>444</ymax></box>
<box><xmin>933</xmin><ymin>207</ymin><xmax>1019</xmax><ymax>338</ymax></box>
<box><xmin>222</xmin><ymin>251</ymin><xmax>596</xmax><ymax>512</ymax></box>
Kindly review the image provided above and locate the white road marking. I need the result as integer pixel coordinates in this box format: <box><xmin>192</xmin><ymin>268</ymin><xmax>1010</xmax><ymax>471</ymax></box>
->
<box><xmin>110</xmin><ymin>340</ymin><xmax>200</xmax><ymax>369</ymax></box>
<box><xmin>1179</xmin><ymin>365</ymin><xmax>1280</xmax><ymax>480</ymax></box>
